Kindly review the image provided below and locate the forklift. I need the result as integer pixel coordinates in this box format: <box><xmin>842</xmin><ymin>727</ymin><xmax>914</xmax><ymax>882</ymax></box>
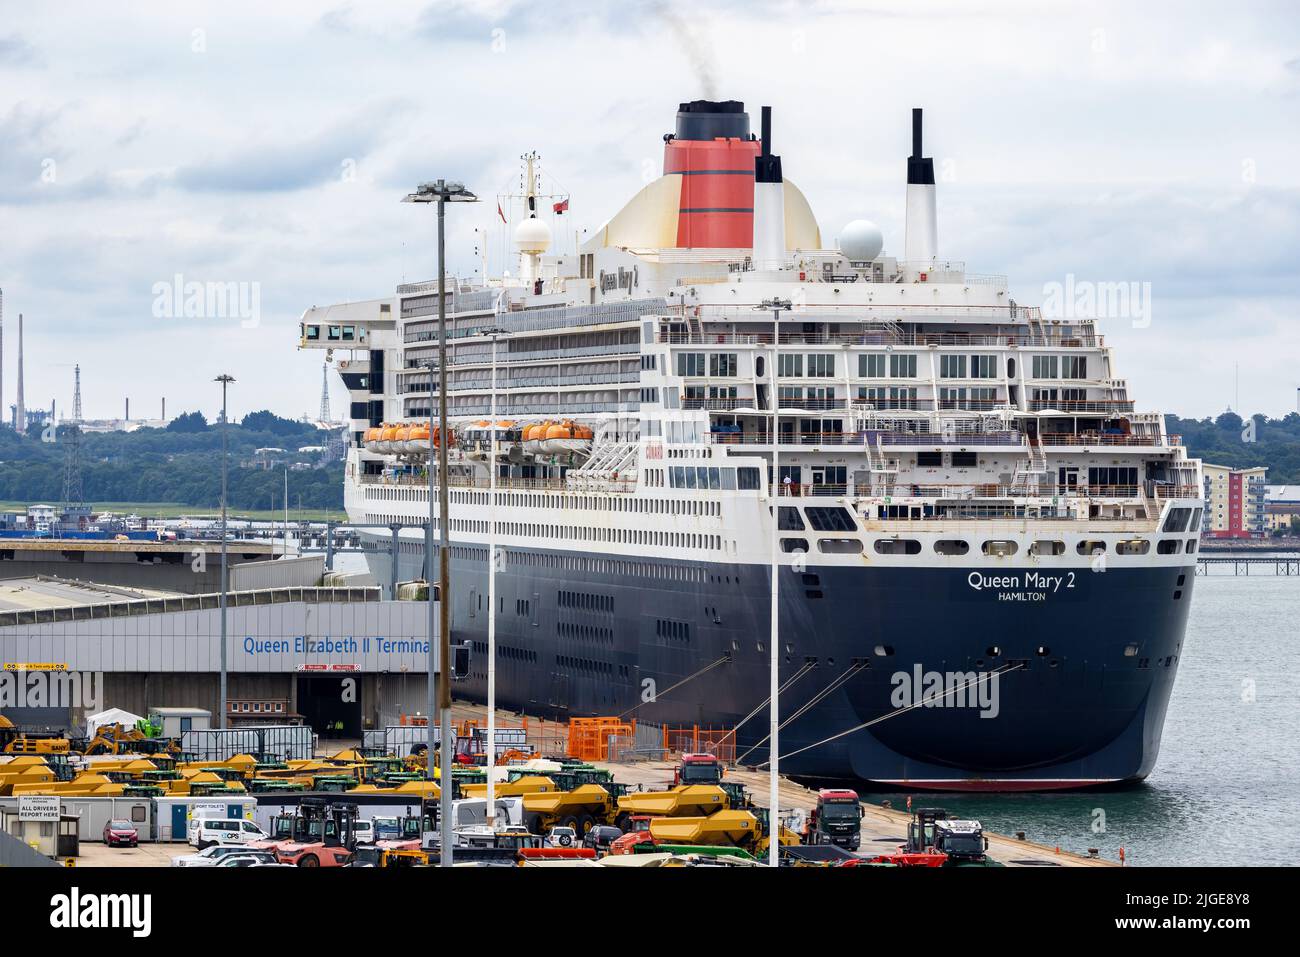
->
<box><xmin>903</xmin><ymin>807</ymin><xmax>1001</xmax><ymax>866</ymax></box>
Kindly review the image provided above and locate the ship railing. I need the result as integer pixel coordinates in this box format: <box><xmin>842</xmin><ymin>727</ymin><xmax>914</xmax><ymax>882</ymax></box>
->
<box><xmin>709</xmin><ymin>431</ymin><xmax>868</xmax><ymax>447</ymax></box>
<box><xmin>935</xmin><ymin>398</ymin><xmax>1012</xmax><ymax>412</ymax></box>
<box><xmin>691</xmin><ymin>302</ymin><xmax>1048</xmax><ymax>323</ymax></box>
<box><xmin>877</xmin><ymin>430</ymin><xmax>1023</xmax><ymax>446</ymax></box>
<box><xmin>1028</xmin><ymin>399</ymin><xmax>1135</xmax><ymax>413</ymax></box>
<box><xmin>1151</xmin><ymin>484</ymin><xmax>1202</xmax><ymax>499</ymax></box>
<box><xmin>358</xmin><ymin>472</ymin><xmax>637</xmax><ymax>494</ymax></box>
<box><xmin>1039</xmin><ymin>432</ymin><xmax>1167</xmax><ymax>447</ymax></box>
<box><xmin>658</xmin><ymin>328</ymin><xmax>1094</xmax><ymax>348</ymax></box>
<box><xmin>682</xmin><ymin>396</ymin><xmax>848</xmax><ymax>411</ymax></box>
<box><xmin>709</xmin><ymin>429</ymin><xmax>1023</xmax><ymax>448</ymax></box>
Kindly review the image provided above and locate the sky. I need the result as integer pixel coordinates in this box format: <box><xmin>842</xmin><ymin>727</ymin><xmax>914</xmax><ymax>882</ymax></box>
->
<box><xmin>1</xmin><ymin>0</ymin><xmax>1298</xmax><ymax>423</ymax></box>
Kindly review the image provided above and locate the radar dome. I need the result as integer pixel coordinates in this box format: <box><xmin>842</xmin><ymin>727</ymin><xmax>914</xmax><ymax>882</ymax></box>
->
<box><xmin>839</xmin><ymin>219</ymin><xmax>884</xmax><ymax>262</ymax></box>
<box><xmin>514</xmin><ymin>216</ymin><xmax>552</xmax><ymax>255</ymax></box>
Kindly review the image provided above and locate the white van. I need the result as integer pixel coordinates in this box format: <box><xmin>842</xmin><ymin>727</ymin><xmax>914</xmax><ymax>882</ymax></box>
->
<box><xmin>187</xmin><ymin>816</ymin><xmax>268</xmax><ymax>849</ymax></box>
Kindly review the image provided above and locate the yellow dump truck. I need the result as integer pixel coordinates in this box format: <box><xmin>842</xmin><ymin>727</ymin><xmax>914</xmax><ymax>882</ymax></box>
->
<box><xmin>460</xmin><ymin>774</ymin><xmax>557</xmax><ymax>801</ymax></box>
<box><xmin>614</xmin><ymin>784</ymin><xmax>731</xmax><ymax>828</ymax></box>
<box><xmin>0</xmin><ymin>756</ymin><xmax>58</xmax><ymax>795</ymax></box>
<box><xmin>522</xmin><ymin>783</ymin><xmax>623</xmax><ymax>837</ymax></box>
<box><xmin>647</xmin><ymin>809</ymin><xmax>801</xmax><ymax>857</ymax></box>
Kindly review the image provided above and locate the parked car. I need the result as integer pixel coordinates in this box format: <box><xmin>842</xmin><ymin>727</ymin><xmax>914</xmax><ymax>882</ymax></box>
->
<box><xmin>103</xmin><ymin>819</ymin><xmax>139</xmax><ymax>848</ymax></box>
<box><xmin>187</xmin><ymin>817</ymin><xmax>268</xmax><ymax>849</ymax></box>
<box><xmin>546</xmin><ymin>826</ymin><xmax>577</xmax><ymax>848</ymax></box>
<box><xmin>582</xmin><ymin>825</ymin><xmax>623</xmax><ymax>854</ymax></box>
<box><xmin>173</xmin><ymin>844</ymin><xmax>272</xmax><ymax>867</ymax></box>
<box><xmin>214</xmin><ymin>851</ymin><xmax>284</xmax><ymax>867</ymax></box>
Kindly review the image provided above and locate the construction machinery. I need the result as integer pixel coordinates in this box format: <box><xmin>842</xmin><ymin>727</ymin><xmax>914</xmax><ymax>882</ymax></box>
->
<box><xmin>459</xmin><ymin>773</ymin><xmax>556</xmax><ymax>801</ymax></box>
<box><xmin>646</xmin><ymin>808</ymin><xmax>799</xmax><ymax>860</ymax></box>
<box><xmin>0</xmin><ymin>716</ymin><xmax>71</xmax><ymax>755</ymax></box>
<box><xmin>521</xmin><ymin>775</ymin><xmax>631</xmax><ymax>838</ymax></box>
<box><xmin>614</xmin><ymin>784</ymin><xmax>731</xmax><ymax>829</ymax></box>
<box><xmin>898</xmin><ymin>807</ymin><xmax>1002</xmax><ymax>867</ymax></box>
<box><xmin>801</xmin><ymin>788</ymin><xmax>865</xmax><ymax>851</ymax></box>
<box><xmin>272</xmin><ymin>798</ymin><xmax>361</xmax><ymax>867</ymax></box>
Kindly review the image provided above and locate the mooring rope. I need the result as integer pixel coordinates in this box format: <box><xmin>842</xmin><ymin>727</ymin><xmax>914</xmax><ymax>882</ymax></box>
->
<box><xmin>758</xmin><ymin>661</ymin><xmax>1025</xmax><ymax>766</ymax></box>
<box><xmin>714</xmin><ymin>659</ymin><xmax>818</xmax><ymax>746</ymax></box>
<box><xmin>736</xmin><ymin>660</ymin><xmax>867</xmax><ymax>765</ymax></box>
<box><xmin>616</xmin><ymin>653</ymin><xmax>732</xmax><ymax>720</ymax></box>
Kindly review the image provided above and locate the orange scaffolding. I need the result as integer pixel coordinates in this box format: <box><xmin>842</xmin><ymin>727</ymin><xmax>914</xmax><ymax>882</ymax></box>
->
<box><xmin>567</xmin><ymin>717</ymin><xmax>637</xmax><ymax>762</ymax></box>
<box><xmin>661</xmin><ymin>725</ymin><xmax>737</xmax><ymax>764</ymax></box>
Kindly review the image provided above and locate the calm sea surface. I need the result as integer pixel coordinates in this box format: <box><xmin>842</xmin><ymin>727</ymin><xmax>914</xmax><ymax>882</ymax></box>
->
<box><xmin>864</xmin><ymin>568</ymin><xmax>1300</xmax><ymax>866</ymax></box>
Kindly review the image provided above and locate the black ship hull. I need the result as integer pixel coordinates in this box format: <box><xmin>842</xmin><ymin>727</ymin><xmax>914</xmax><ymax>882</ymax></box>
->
<box><xmin>366</xmin><ymin>533</ymin><xmax>1193</xmax><ymax>790</ymax></box>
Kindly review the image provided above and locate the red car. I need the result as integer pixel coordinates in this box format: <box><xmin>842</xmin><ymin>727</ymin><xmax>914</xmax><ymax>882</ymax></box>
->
<box><xmin>103</xmin><ymin>819</ymin><xmax>139</xmax><ymax>848</ymax></box>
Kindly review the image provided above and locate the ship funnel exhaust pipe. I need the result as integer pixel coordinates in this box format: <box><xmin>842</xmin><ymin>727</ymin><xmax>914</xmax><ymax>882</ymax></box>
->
<box><xmin>904</xmin><ymin>107</ymin><xmax>938</xmax><ymax>264</ymax></box>
<box><xmin>752</xmin><ymin>105</ymin><xmax>785</xmax><ymax>270</ymax></box>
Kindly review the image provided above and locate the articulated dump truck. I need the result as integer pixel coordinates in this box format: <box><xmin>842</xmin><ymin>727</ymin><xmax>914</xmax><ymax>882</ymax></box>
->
<box><xmin>646</xmin><ymin>809</ymin><xmax>801</xmax><ymax>858</ymax></box>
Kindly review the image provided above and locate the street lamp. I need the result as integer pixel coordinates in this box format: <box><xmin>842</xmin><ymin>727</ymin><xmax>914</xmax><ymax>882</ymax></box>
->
<box><xmin>403</xmin><ymin>179</ymin><xmax>478</xmax><ymax>867</ymax></box>
<box><xmin>214</xmin><ymin>373</ymin><xmax>235</xmax><ymax>730</ymax></box>
<box><xmin>480</xmin><ymin>324</ymin><xmax>510</xmax><ymax>829</ymax></box>
<box><xmin>756</xmin><ymin>298</ymin><xmax>790</xmax><ymax>866</ymax></box>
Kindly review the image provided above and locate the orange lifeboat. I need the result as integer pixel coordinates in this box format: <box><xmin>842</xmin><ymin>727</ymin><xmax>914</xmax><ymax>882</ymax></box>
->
<box><xmin>539</xmin><ymin>419</ymin><xmax>594</xmax><ymax>455</ymax></box>
<box><xmin>379</xmin><ymin>423</ymin><xmax>400</xmax><ymax>454</ymax></box>
<box><xmin>363</xmin><ymin>426</ymin><xmax>382</xmax><ymax>453</ymax></box>
<box><xmin>394</xmin><ymin>423</ymin><xmax>412</xmax><ymax>454</ymax></box>
<box><xmin>522</xmin><ymin>420</ymin><xmax>552</xmax><ymax>455</ymax></box>
<box><xmin>407</xmin><ymin>421</ymin><xmax>430</xmax><ymax>454</ymax></box>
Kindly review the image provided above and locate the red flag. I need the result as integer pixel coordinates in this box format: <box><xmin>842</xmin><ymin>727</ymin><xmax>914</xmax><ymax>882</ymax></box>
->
<box><xmin>497</xmin><ymin>201</ymin><xmax>507</xmax><ymax>224</ymax></box>
<box><xmin>553</xmin><ymin>198</ymin><xmax>569</xmax><ymax>215</ymax></box>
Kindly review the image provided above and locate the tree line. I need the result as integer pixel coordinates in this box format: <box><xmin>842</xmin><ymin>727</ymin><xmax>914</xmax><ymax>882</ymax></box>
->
<box><xmin>0</xmin><ymin>410</ymin><xmax>343</xmax><ymax>509</ymax></box>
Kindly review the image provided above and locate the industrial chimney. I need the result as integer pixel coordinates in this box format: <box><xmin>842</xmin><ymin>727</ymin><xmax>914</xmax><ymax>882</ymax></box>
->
<box><xmin>752</xmin><ymin>106</ymin><xmax>786</xmax><ymax>271</ymax></box>
<box><xmin>904</xmin><ymin>108</ymin><xmax>938</xmax><ymax>264</ymax></box>
<box><xmin>15</xmin><ymin>313</ymin><xmax>25</xmax><ymax>432</ymax></box>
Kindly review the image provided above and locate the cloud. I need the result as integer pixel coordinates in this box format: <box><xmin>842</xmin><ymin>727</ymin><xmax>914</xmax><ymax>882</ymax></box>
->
<box><xmin>2</xmin><ymin>0</ymin><xmax>1300</xmax><ymax>420</ymax></box>
<box><xmin>172</xmin><ymin>102</ymin><xmax>412</xmax><ymax>194</ymax></box>
<box><xmin>0</xmin><ymin>32</ymin><xmax>39</xmax><ymax>65</ymax></box>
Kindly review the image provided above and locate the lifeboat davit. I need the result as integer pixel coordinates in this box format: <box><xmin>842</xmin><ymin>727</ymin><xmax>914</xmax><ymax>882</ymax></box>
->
<box><xmin>539</xmin><ymin>419</ymin><xmax>594</xmax><ymax>455</ymax></box>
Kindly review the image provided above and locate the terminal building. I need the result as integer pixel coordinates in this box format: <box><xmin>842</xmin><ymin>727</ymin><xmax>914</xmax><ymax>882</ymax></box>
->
<box><xmin>0</xmin><ymin>558</ymin><xmax>436</xmax><ymax>739</ymax></box>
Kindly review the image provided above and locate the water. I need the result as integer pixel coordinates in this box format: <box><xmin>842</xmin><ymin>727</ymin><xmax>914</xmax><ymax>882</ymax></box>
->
<box><xmin>863</xmin><ymin>571</ymin><xmax>1300</xmax><ymax>866</ymax></box>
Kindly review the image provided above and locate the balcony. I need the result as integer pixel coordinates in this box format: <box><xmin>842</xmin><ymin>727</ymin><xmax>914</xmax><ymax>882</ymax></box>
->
<box><xmin>1028</xmin><ymin>399</ymin><xmax>1135</xmax><ymax>413</ymax></box>
<box><xmin>1039</xmin><ymin>432</ymin><xmax>1168</xmax><ymax>448</ymax></box>
<box><xmin>681</xmin><ymin>396</ymin><xmax>848</xmax><ymax>412</ymax></box>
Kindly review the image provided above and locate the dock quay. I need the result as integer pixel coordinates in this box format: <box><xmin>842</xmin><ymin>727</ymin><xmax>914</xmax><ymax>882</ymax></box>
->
<box><xmin>443</xmin><ymin>701</ymin><xmax>1112</xmax><ymax>868</ymax></box>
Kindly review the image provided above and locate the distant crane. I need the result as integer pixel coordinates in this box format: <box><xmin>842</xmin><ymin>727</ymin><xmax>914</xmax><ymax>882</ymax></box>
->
<box><xmin>61</xmin><ymin>364</ymin><xmax>84</xmax><ymax>507</ymax></box>
<box><xmin>319</xmin><ymin>360</ymin><xmax>331</xmax><ymax>423</ymax></box>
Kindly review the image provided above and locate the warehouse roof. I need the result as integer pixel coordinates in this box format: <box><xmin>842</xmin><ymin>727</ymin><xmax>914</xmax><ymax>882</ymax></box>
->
<box><xmin>0</xmin><ymin>577</ymin><xmax>181</xmax><ymax>613</ymax></box>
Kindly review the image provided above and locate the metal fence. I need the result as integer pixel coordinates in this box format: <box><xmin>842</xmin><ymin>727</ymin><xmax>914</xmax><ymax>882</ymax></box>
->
<box><xmin>181</xmin><ymin>725</ymin><xmax>314</xmax><ymax>762</ymax></box>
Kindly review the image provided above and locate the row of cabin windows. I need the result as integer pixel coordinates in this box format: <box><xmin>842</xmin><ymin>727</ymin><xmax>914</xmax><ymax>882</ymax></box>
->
<box><xmin>366</xmin><ymin>483</ymin><xmax>725</xmax><ymax>517</ymax></box>
<box><xmin>675</xmin><ymin>351</ymin><xmax>1090</xmax><ymax>382</ymax></box>
<box><xmin>779</xmin><ymin>537</ymin><xmax>1197</xmax><ymax>557</ymax></box>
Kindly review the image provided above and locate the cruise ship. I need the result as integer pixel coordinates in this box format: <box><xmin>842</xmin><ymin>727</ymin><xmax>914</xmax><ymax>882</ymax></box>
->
<box><xmin>298</xmin><ymin>100</ymin><xmax>1202</xmax><ymax>789</ymax></box>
